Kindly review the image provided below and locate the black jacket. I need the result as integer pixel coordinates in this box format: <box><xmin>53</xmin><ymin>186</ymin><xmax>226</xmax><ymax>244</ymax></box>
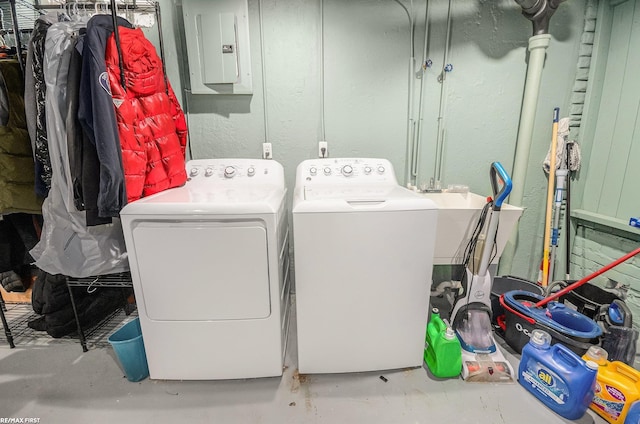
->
<box><xmin>29</xmin><ymin>18</ymin><xmax>54</xmax><ymax>197</ymax></box>
<box><xmin>67</xmin><ymin>32</ymin><xmax>111</xmax><ymax>226</ymax></box>
<box><xmin>78</xmin><ymin>15</ymin><xmax>133</xmax><ymax>218</ymax></box>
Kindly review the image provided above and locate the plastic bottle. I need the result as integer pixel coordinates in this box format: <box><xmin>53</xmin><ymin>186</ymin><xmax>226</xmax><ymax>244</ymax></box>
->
<box><xmin>424</xmin><ymin>308</ymin><xmax>462</xmax><ymax>378</ymax></box>
<box><xmin>518</xmin><ymin>329</ymin><xmax>598</xmax><ymax>420</ymax></box>
<box><xmin>583</xmin><ymin>346</ymin><xmax>640</xmax><ymax>423</ymax></box>
<box><xmin>625</xmin><ymin>401</ymin><xmax>640</xmax><ymax>424</ymax></box>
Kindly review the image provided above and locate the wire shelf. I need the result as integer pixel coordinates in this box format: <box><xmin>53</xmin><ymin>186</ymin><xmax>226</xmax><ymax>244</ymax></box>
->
<box><xmin>66</xmin><ymin>272</ymin><xmax>133</xmax><ymax>288</ymax></box>
<box><xmin>1</xmin><ymin>301</ymin><xmax>137</xmax><ymax>348</ymax></box>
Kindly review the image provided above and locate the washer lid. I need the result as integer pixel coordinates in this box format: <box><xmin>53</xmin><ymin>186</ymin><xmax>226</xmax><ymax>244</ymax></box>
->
<box><xmin>293</xmin><ymin>185</ymin><xmax>437</xmax><ymax>213</ymax></box>
<box><xmin>120</xmin><ymin>184</ymin><xmax>286</xmax><ymax>215</ymax></box>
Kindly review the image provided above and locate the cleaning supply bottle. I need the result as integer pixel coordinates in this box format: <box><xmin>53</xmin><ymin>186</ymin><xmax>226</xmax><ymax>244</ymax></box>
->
<box><xmin>424</xmin><ymin>308</ymin><xmax>462</xmax><ymax>378</ymax></box>
<box><xmin>625</xmin><ymin>401</ymin><xmax>640</xmax><ymax>424</ymax></box>
<box><xmin>583</xmin><ymin>345</ymin><xmax>640</xmax><ymax>423</ymax></box>
<box><xmin>518</xmin><ymin>329</ymin><xmax>598</xmax><ymax>420</ymax></box>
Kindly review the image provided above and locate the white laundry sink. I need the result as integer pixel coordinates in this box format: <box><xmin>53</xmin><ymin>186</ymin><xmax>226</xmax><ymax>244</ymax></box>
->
<box><xmin>420</xmin><ymin>192</ymin><xmax>523</xmax><ymax>265</ymax></box>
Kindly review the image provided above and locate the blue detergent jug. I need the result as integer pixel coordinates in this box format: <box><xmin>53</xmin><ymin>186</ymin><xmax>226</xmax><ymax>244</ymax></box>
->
<box><xmin>625</xmin><ymin>400</ymin><xmax>640</xmax><ymax>423</ymax></box>
<box><xmin>518</xmin><ymin>329</ymin><xmax>598</xmax><ymax>420</ymax></box>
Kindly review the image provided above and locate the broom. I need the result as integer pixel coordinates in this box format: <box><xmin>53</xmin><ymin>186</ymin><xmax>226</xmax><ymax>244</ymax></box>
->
<box><xmin>541</xmin><ymin>108</ymin><xmax>560</xmax><ymax>288</ymax></box>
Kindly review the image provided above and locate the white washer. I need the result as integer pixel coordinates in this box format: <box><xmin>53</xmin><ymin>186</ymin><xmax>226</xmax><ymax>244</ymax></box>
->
<box><xmin>120</xmin><ymin>159</ymin><xmax>291</xmax><ymax>380</ymax></box>
<box><xmin>292</xmin><ymin>158</ymin><xmax>438</xmax><ymax>374</ymax></box>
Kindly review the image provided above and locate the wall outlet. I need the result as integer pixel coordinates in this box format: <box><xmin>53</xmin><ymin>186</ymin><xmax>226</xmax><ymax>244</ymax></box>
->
<box><xmin>262</xmin><ymin>142</ymin><xmax>272</xmax><ymax>159</ymax></box>
<box><xmin>318</xmin><ymin>141</ymin><xmax>328</xmax><ymax>158</ymax></box>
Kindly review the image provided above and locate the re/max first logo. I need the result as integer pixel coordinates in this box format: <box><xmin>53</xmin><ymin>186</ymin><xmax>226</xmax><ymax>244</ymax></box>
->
<box><xmin>538</xmin><ymin>369</ymin><xmax>554</xmax><ymax>386</ymax></box>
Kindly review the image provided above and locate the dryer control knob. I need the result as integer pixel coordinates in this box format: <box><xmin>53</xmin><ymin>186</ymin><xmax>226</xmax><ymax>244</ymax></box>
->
<box><xmin>323</xmin><ymin>167</ymin><xmax>332</xmax><ymax>175</ymax></box>
<box><xmin>364</xmin><ymin>166</ymin><xmax>372</xmax><ymax>175</ymax></box>
<box><xmin>377</xmin><ymin>166</ymin><xmax>385</xmax><ymax>174</ymax></box>
<box><xmin>205</xmin><ymin>167</ymin><xmax>214</xmax><ymax>177</ymax></box>
<box><xmin>224</xmin><ymin>166</ymin><xmax>236</xmax><ymax>178</ymax></box>
<box><xmin>309</xmin><ymin>167</ymin><xmax>317</xmax><ymax>176</ymax></box>
<box><xmin>189</xmin><ymin>168</ymin><xmax>199</xmax><ymax>177</ymax></box>
<box><xmin>247</xmin><ymin>167</ymin><xmax>256</xmax><ymax>177</ymax></box>
<box><xmin>341</xmin><ymin>165</ymin><xmax>353</xmax><ymax>176</ymax></box>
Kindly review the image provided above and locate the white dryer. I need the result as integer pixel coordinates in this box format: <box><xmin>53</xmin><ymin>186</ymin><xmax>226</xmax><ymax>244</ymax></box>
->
<box><xmin>292</xmin><ymin>158</ymin><xmax>438</xmax><ymax>374</ymax></box>
<box><xmin>120</xmin><ymin>159</ymin><xmax>291</xmax><ymax>380</ymax></box>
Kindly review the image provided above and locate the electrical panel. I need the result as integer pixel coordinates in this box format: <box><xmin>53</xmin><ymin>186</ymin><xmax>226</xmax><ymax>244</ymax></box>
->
<box><xmin>181</xmin><ymin>0</ymin><xmax>252</xmax><ymax>95</ymax></box>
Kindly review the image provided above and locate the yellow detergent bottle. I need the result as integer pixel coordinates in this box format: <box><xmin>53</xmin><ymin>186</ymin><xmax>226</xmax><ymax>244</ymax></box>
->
<box><xmin>583</xmin><ymin>346</ymin><xmax>640</xmax><ymax>423</ymax></box>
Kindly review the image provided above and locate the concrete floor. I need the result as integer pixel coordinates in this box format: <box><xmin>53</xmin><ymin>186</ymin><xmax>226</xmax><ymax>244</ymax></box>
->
<box><xmin>0</xmin><ymin>302</ymin><xmax>607</xmax><ymax>424</ymax></box>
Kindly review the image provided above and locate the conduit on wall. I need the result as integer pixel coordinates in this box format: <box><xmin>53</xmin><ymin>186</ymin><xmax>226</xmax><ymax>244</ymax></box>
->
<box><xmin>319</xmin><ymin>0</ymin><xmax>326</xmax><ymax>142</ymax></box>
<box><xmin>432</xmin><ymin>0</ymin><xmax>452</xmax><ymax>189</ymax></box>
<box><xmin>412</xmin><ymin>0</ymin><xmax>430</xmax><ymax>185</ymax></box>
<box><xmin>391</xmin><ymin>0</ymin><xmax>416</xmax><ymax>187</ymax></box>
<box><xmin>258</xmin><ymin>0</ymin><xmax>270</xmax><ymax>145</ymax></box>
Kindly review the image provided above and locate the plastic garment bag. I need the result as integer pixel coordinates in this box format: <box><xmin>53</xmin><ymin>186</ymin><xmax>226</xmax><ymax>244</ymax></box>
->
<box><xmin>30</xmin><ymin>21</ymin><xmax>129</xmax><ymax>278</ymax></box>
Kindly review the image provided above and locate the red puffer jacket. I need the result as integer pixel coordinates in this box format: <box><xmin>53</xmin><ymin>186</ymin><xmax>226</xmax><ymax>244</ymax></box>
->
<box><xmin>105</xmin><ymin>27</ymin><xmax>187</xmax><ymax>203</ymax></box>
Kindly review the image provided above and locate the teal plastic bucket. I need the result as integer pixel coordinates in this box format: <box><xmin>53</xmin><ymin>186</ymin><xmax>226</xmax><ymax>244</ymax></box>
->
<box><xmin>108</xmin><ymin>318</ymin><xmax>149</xmax><ymax>382</ymax></box>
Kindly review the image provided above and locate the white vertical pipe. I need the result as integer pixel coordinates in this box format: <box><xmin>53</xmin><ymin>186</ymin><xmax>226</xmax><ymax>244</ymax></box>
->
<box><xmin>433</xmin><ymin>0</ymin><xmax>452</xmax><ymax>185</ymax></box>
<box><xmin>405</xmin><ymin>56</ymin><xmax>416</xmax><ymax>186</ymax></box>
<box><xmin>498</xmin><ymin>34</ymin><xmax>551</xmax><ymax>275</ymax></box>
<box><xmin>319</xmin><ymin>0</ymin><xmax>326</xmax><ymax>142</ymax></box>
<box><xmin>413</xmin><ymin>0</ymin><xmax>430</xmax><ymax>182</ymax></box>
<box><xmin>258</xmin><ymin>0</ymin><xmax>270</xmax><ymax>144</ymax></box>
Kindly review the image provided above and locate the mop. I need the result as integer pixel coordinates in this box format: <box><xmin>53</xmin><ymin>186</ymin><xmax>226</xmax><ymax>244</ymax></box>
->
<box><xmin>540</xmin><ymin>109</ymin><xmax>560</xmax><ymax>288</ymax></box>
<box><xmin>450</xmin><ymin>162</ymin><xmax>515</xmax><ymax>383</ymax></box>
<box><xmin>542</xmin><ymin>116</ymin><xmax>581</xmax><ymax>281</ymax></box>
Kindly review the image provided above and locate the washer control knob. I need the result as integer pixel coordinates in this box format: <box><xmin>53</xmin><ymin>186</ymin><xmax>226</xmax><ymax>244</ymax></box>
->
<box><xmin>247</xmin><ymin>167</ymin><xmax>256</xmax><ymax>177</ymax></box>
<box><xmin>364</xmin><ymin>166</ymin><xmax>372</xmax><ymax>175</ymax></box>
<box><xmin>341</xmin><ymin>165</ymin><xmax>353</xmax><ymax>176</ymax></box>
<box><xmin>377</xmin><ymin>165</ymin><xmax>385</xmax><ymax>174</ymax></box>
<box><xmin>205</xmin><ymin>167</ymin><xmax>214</xmax><ymax>177</ymax></box>
<box><xmin>309</xmin><ymin>167</ymin><xmax>317</xmax><ymax>176</ymax></box>
<box><xmin>323</xmin><ymin>167</ymin><xmax>332</xmax><ymax>175</ymax></box>
<box><xmin>224</xmin><ymin>166</ymin><xmax>236</xmax><ymax>178</ymax></box>
<box><xmin>189</xmin><ymin>168</ymin><xmax>199</xmax><ymax>177</ymax></box>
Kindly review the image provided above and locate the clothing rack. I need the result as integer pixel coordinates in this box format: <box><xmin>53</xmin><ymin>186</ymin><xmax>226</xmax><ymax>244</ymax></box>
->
<box><xmin>1</xmin><ymin>0</ymin><xmax>169</xmax><ymax>350</ymax></box>
<box><xmin>67</xmin><ymin>273</ymin><xmax>134</xmax><ymax>352</ymax></box>
<box><xmin>28</xmin><ymin>0</ymin><xmax>168</xmax><ymax>94</ymax></box>
<box><xmin>3</xmin><ymin>0</ymin><xmax>26</xmax><ymax>72</ymax></box>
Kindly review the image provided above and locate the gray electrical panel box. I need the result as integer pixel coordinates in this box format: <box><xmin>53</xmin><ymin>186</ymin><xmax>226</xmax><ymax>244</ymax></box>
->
<box><xmin>181</xmin><ymin>0</ymin><xmax>252</xmax><ymax>95</ymax></box>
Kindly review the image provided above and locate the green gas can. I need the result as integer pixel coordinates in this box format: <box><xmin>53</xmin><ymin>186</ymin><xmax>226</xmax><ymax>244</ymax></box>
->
<box><xmin>424</xmin><ymin>308</ymin><xmax>462</xmax><ymax>378</ymax></box>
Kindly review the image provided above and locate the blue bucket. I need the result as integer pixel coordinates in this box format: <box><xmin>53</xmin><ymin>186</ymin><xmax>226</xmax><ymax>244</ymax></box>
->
<box><xmin>108</xmin><ymin>318</ymin><xmax>149</xmax><ymax>382</ymax></box>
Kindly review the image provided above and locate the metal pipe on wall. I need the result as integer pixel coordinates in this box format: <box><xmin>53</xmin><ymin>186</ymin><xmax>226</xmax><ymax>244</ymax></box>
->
<box><xmin>499</xmin><ymin>0</ymin><xmax>566</xmax><ymax>274</ymax></box>
<box><xmin>498</xmin><ymin>33</ymin><xmax>550</xmax><ymax>275</ymax></box>
<box><xmin>412</xmin><ymin>0</ymin><xmax>430</xmax><ymax>184</ymax></box>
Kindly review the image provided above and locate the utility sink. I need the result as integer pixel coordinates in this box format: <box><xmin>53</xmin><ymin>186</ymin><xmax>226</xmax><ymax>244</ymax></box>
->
<box><xmin>420</xmin><ymin>192</ymin><xmax>523</xmax><ymax>265</ymax></box>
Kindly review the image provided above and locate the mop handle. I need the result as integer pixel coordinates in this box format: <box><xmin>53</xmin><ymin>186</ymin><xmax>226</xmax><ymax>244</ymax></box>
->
<box><xmin>535</xmin><ymin>246</ymin><xmax>640</xmax><ymax>308</ymax></box>
<box><xmin>542</xmin><ymin>108</ymin><xmax>560</xmax><ymax>288</ymax></box>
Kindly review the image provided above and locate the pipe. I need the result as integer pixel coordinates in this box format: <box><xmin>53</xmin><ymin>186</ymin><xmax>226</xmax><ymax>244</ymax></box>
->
<box><xmin>413</xmin><ymin>0</ymin><xmax>431</xmax><ymax>183</ymax></box>
<box><xmin>508</xmin><ymin>34</ymin><xmax>551</xmax><ymax>209</ymax></box>
<box><xmin>514</xmin><ymin>0</ymin><xmax>563</xmax><ymax>36</ymax></box>
<box><xmin>500</xmin><ymin>0</ymin><xmax>567</xmax><ymax>275</ymax></box>
<box><xmin>404</xmin><ymin>56</ymin><xmax>416</xmax><ymax>186</ymax></box>
<box><xmin>319</xmin><ymin>0</ymin><xmax>325</xmax><ymax>142</ymax></box>
<box><xmin>498</xmin><ymin>34</ymin><xmax>550</xmax><ymax>275</ymax></box>
<box><xmin>395</xmin><ymin>0</ymin><xmax>416</xmax><ymax>186</ymax></box>
<box><xmin>433</xmin><ymin>0</ymin><xmax>453</xmax><ymax>186</ymax></box>
<box><xmin>259</xmin><ymin>0</ymin><xmax>270</xmax><ymax>144</ymax></box>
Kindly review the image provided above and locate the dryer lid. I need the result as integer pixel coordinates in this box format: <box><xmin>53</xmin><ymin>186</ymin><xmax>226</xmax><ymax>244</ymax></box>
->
<box><xmin>120</xmin><ymin>184</ymin><xmax>286</xmax><ymax>215</ymax></box>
